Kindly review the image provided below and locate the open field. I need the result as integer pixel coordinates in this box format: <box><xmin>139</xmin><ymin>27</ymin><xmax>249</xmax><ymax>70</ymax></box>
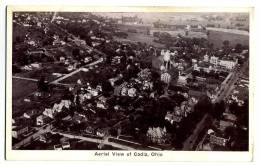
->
<box><xmin>150</xmin><ymin>29</ymin><xmax>207</xmax><ymax>38</ymax></box>
<box><xmin>114</xmin><ymin>32</ymin><xmax>164</xmax><ymax>48</ymax></box>
<box><xmin>12</xmin><ymin>78</ymin><xmax>38</xmax><ymax>116</ymax></box>
<box><xmin>207</xmin><ymin>29</ymin><xmax>249</xmax><ymax>49</ymax></box>
<box><xmin>12</xmin><ymin>78</ymin><xmax>38</xmax><ymax>101</ymax></box>
<box><xmin>12</xmin><ymin>79</ymin><xmax>67</xmax><ymax>116</ymax></box>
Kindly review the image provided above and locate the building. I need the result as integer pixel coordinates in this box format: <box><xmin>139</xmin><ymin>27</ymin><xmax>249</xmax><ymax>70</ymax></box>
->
<box><xmin>120</xmin><ymin>15</ymin><xmax>143</xmax><ymax>25</ymax></box>
<box><xmin>62</xmin><ymin>141</ymin><xmax>70</xmax><ymax>149</ymax></box>
<box><xmin>210</xmin><ymin>56</ymin><xmax>219</xmax><ymax>66</ymax></box>
<box><xmin>222</xmin><ymin>113</ymin><xmax>237</xmax><ymax>122</ymax></box>
<box><xmin>43</xmin><ymin>108</ymin><xmax>56</xmax><ymax>119</ymax></box>
<box><xmin>36</xmin><ymin>115</ymin><xmax>51</xmax><ymax>126</ymax></box>
<box><xmin>210</xmin><ymin>134</ymin><xmax>230</xmax><ymax>147</ymax></box>
<box><xmin>209</xmin><ymin>56</ymin><xmax>237</xmax><ymax>70</ymax></box>
<box><xmin>204</xmin><ymin>54</ymin><xmax>209</xmax><ymax>62</ymax></box>
<box><xmin>219</xmin><ymin>59</ymin><xmax>237</xmax><ymax>70</ymax></box>
<box><xmin>54</xmin><ymin>144</ymin><xmax>63</xmax><ymax>150</ymax></box>
<box><xmin>23</xmin><ymin>109</ymin><xmax>41</xmax><ymax>119</ymax></box>
<box><xmin>72</xmin><ymin>112</ymin><xmax>87</xmax><ymax>124</ymax></box>
<box><xmin>146</xmin><ymin>126</ymin><xmax>168</xmax><ymax>144</ymax></box>
<box><xmin>12</xmin><ymin>126</ymin><xmax>29</xmax><ymax>139</ymax></box>
<box><xmin>219</xmin><ymin>120</ymin><xmax>235</xmax><ymax>132</ymax></box>
<box><xmin>39</xmin><ymin>133</ymin><xmax>52</xmax><ymax>143</ymax></box>
<box><xmin>165</xmin><ymin>112</ymin><xmax>182</xmax><ymax>124</ymax></box>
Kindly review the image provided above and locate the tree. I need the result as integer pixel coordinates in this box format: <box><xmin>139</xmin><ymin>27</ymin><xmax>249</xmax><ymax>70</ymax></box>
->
<box><xmin>235</xmin><ymin>43</ymin><xmax>243</xmax><ymax>53</ymax></box>
<box><xmin>37</xmin><ymin>76</ymin><xmax>48</xmax><ymax>92</ymax></box>
<box><xmin>212</xmin><ymin>100</ymin><xmax>226</xmax><ymax>119</ymax></box>
<box><xmin>222</xmin><ymin>40</ymin><xmax>230</xmax><ymax>49</ymax></box>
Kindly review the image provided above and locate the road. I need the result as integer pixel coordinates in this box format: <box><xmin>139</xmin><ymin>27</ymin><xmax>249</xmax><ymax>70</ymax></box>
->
<box><xmin>50</xmin><ymin>131</ymin><xmax>136</xmax><ymax>150</ymax></box>
<box><xmin>182</xmin><ymin>113</ymin><xmax>211</xmax><ymax>150</ymax></box>
<box><xmin>12</xmin><ymin>76</ymin><xmax>39</xmax><ymax>82</ymax></box>
<box><xmin>183</xmin><ymin>60</ymin><xmax>249</xmax><ymax>150</ymax></box>
<box><xmin>50</xmin><ymin>58</ymin><xmax>103</xmax><ymax>84</ymax></box>
<box><xmin>215</xmin><ymin>60</ymin><xmax>249</xmax><ymax>103</ymax></box>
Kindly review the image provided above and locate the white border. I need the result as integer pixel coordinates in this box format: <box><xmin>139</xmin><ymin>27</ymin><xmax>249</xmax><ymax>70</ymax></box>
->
<box><xmin>5</xmin><ymin>5</ymin><xmax>254</xmax><ymax>162</ymax></box>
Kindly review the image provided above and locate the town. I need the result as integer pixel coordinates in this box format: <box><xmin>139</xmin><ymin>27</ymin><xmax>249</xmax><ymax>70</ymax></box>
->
<box><xmin>12</xmin><ymin>12</ymin><xmax>249</xmax><ymax>151</ymax></box>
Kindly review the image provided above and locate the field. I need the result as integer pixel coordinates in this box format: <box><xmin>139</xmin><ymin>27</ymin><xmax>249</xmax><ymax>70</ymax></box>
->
<box><xmin>150</xmin><ymin>29</ymin><xmax>207</xmax><ymax>38</ymax></box>
<box><xmin>12</xmin><ymin>78</ymin><xmax>38</xmax><ymax>101</ymax></box>
<box><xmin>12</xmin><ymin>78</ymin><xmax>38</xmax><ymax>115</ymax></box>
<box><xmin>12</xmin><ymin>77</ymin><xmax>67</xmax><ymax>116</ymax></box>
<box><xmin>114</xmin><ymin>32</ymin><xmax>164</xmax><ymax>48</ymax></box>
<box><xmin>207</xmin><ymin>29</ymin><xmax>249</xmax><ymax>49</ymax></box>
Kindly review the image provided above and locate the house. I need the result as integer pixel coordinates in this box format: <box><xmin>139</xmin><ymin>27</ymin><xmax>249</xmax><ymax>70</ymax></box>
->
<box><xmin>209</xmin><ymin>56</ymin><xmax>237</xmax><ymax>70</ymax></box>
<box><xmin>61</xmin><ymin>141</ymin><xmax>70</xmax><ymax>149</ymax></box>
<box><xmin>85</xmin><ymin>126</ymin><xmax>95</xmax><ymax>134</ymax></box>
<box><xmin>87</xmin><ymin>89</ymin><xmax>98</xmax><ymax>97</ymax></box>
<box><xmin>43</xmin><ymin>108</ymin><xmax>55</xmax><ymax>119</ymax></box>
<box><xmin>127</xmin><ymin>88</ymin><xmax>137</xmax><ymax>97</ymax></box>
<box><xmin>222</xmin><ymin>113</ymin><xmax>237</xmax><ymax>122</ymax></box>
<box><xmin>39</xmin><ymin>133</ymin><xmax>52</xmax><ymax>143</ymax></box>
<box><xmin>219</xmin><ymin>120</ymin><xmax>235</xmax><ymax>131</ymax></box>
<box><xmin>72</xmin><ymin>112</ymin><xmax>87</xmax><ymax>124</ymax></box>
<box><xmin>62</xmin><ymin>115</ymin><xmax>72</xmax><ymax>122</ymax></box>
<box><xmin>165</xmin><ymin>112</ymin><xmax>182</xmax><ymax>124</ymax></box>
<box><xmin>177</xmin><ymin>74</ymin><xmax>187</xmax><ymax>85</ymax></box>
<box><xmin>54</xmin><ymin>144</ymin><xmax>63</xmax><ymax>150</ymax></box>
<box><xmin>96</xmin><ymin>128</ymin><xmax>107</xmax><ymax>137</ymax></box>
<box><xmin>23</xmin><ymin>109</ymin><xmax>41</xmax><ymax>119</ymax></box>
<box><xmin>114</xmin><ymin>82</ymin><xmax>128</xmax><ymax>96</ymax></box>
<box><xmin>210</xmin><ymin>134</ymin><xmax>230</xmax><ymax>147</ymax></box>
<box><xmin>194</xmin><ymin>62</ymin><xmax>213</xmax><ymax>73</ymax></box>
<box><xmin>36</xmin><ymin>115</ymin><xmax>51</xmax><ymax>126</ymax></box>
<box><xmin>96</xmin><ymin>96</ymin><xmax>108</xmax><ymax>109</ymax></box>
<box><xmin>219</xmin><ymin>59</ymin><xmax>237</xmax><ymax>70</ymax></box>
<box><xmin>210</xmin><ymin>56</ymin><xmax>219</xmax><ymax>66</ymax></box>
<box><xmin>12</xmin><ymin>116</ymin><xmax>33</xmax><ymax>127</ymax></box>
<box><xmin>12</xmin><ymin>126</ymin><xmax>29</xmax><ymax>139</ymax></box>
<box><xmin>146</xmin><ymin>126</ymin><xmax>168</xmax><ymax>144</ymax></box>
<box><xmin>204</xmin><ymin>54</ymin><xmax>209</xmax><ymax>62</ymax></box>
<box><xmin>31</xmin><ymin>63</ymin><xmax>41</xmax><ymax>68</ymax></box>
<box><xmin>60</xmin><ymin>56</ymin><xmax>65</xmax><ymax>62</ymax></box>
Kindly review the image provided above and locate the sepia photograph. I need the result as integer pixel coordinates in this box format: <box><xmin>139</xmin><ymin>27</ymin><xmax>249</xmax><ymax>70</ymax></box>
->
<box><xmin>5</xmin><ymin>6</ymin><xmax>253</xmax><ymax>161</ymax></box>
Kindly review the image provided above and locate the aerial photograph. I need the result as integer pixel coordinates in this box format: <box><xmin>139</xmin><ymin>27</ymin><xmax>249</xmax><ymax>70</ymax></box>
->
<box><xmin>11</xmin><ymin>11</ymin><xmax>249</xmax><ymax>151</ymax></box>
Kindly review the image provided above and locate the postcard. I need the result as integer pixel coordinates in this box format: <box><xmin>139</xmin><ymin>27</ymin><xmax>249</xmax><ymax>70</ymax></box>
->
<box><xmin>6</xmin><ymin>6</ymin><xmax>254</xmax><ymax>161</ymax></box>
